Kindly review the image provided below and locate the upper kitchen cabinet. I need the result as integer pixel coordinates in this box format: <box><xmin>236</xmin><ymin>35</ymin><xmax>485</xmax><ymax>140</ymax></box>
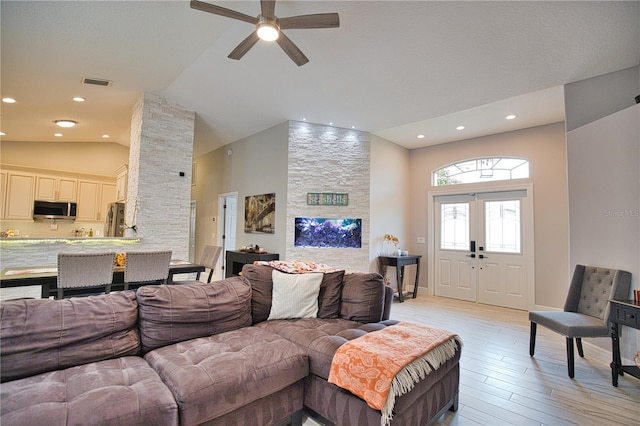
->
<box><xmin>115</xmin><ymin>165</ymin><xmax>128</xmax><ymax>202</ymax></box>
<box><xmin>4</xmin><ymin>172</ymin><xmax>35</xmax><ymax>220</ymax></box>
<box><xmin>76</xmin><ymin>180</ymin><xmax>117</xmax><ymax>222</ymax></box>
<box><xmin>76</xmin><ymin>180</ymin><xmax>100</xmax><ymax>221</ymax></box>
<box><xmin>35</xmin><ymin>175</ymin><xmax>77</xmax><ymax>202</ymax></box>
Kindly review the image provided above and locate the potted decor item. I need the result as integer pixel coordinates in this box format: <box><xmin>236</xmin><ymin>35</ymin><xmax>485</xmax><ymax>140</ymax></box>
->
<box><xmin>123</xmin><ymin>224</ymin><xmax>137</xmax><ymax>238</ymax></box>
<box><xmin>123</xmin><ymin>199</ymin><xmax>139</xmax><ymax>238</ymax></box>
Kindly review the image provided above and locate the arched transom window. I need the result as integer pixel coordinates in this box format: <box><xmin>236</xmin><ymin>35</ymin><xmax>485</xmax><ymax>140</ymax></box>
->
<box><xmin>433</xmin><ymin>157</ymin><xmax>529</xmax><ymax>186</ymax></box>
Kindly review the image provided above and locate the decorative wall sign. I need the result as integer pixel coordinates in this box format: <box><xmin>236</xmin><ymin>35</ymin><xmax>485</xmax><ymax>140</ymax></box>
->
<box><xmin>306</xmin><ymin>192</ymin><xmax>349</xmax><ymax>206</ymax></box>
<box><xmin>245</xmin><ymin>193</ymin><xmax>275</xmax><ymax>234</ymax></box>
<box><xmin>294</xmin><ymin>218</ymin><xmax>361</xmax><ymax>248</ymax></box>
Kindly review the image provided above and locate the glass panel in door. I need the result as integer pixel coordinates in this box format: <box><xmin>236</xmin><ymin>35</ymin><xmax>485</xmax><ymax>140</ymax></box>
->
<box><xmin>477</xmin><ymin>197</ymin><xmax>528</xmax><ymax>310</ymax></box>
<box><xmin>434</xmin><ymin>200</ymin><xmax>477</xmax><ymax>302</ymax></box>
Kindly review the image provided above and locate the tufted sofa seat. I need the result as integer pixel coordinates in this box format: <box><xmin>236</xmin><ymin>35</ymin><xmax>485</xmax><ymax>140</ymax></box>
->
<box><xmin>0</xmin><ymin>356</ymin><xmax>178</xmax><ymax>425</ymax></box>
<box><xmin>255</xmin><ymin>318</ymin><xmax>394</xmax><ymax>379</ymax></box>
<box><xmin>145</xmin><ymin>327</ymin><xmax>309</xmax><ymax>426</ymax></box>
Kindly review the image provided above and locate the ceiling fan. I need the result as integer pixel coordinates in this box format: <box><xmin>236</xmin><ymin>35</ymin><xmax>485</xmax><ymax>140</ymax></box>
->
<box><xmin>190</xmin><ymin>0</ymin><xmax>340</xmax><ymax>66</ymax></box>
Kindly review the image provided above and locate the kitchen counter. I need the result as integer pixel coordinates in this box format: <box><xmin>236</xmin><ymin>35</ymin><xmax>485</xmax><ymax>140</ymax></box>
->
<box><xmin>1</xmin><ymin>237</ymin><xmax>140</xmax><ymax>242</ymax></box>
<box><xmin>0</xmin><ymin>237</ymin><xmax>143</xmax><ymax>271</ymax></box>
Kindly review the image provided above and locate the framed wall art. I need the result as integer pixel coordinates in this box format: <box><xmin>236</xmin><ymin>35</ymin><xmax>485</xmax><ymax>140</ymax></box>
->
<box><xmin>245</xmin><ymin>193</ymin><xmax>275</xmax><ymax>233</ymax></box>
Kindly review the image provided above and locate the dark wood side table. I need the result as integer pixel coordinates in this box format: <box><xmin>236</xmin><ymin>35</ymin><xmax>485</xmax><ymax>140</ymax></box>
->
<box><xmin>225</xmin><ymin>250</ymin><xmax>279</xmax><ymax>278</ymax></box>
<box><xmin>609</xmin><ymin>299</ymin><xmax>640</xmax><ymax>386</ymax></box>
<box><xmin>377</xmin><ymin>255</ymin><xmax>422</xmax><ymax>303</ymax></box>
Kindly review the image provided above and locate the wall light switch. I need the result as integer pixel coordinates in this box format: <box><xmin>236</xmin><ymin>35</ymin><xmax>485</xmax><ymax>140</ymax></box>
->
<box><xmin>50</xmin><ymin>223</ymin><xmax>58</xmax><ymax>230</ymax></box>
<box><xmin>416</xmin><ymin>237</ymin><xmax>426</xmax><ymax>244</ymax></box>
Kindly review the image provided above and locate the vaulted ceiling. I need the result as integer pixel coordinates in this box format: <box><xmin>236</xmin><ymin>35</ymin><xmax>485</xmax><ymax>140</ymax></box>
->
<box><xmin>2</xmin><ymin>1</ymin><xmax>639</xmax><ymax>157</ymax></box>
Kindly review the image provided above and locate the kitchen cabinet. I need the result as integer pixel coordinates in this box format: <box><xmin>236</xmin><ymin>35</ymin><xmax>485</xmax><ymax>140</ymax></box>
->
<box><xmin>76</xmin><ymin>180</ymin><xmax>100</xmax><ymax>221</ymax></box>
<box><xmin>115</xmin><ymin>165</ymin><xmax>128</xmax><ymax>202</ymax></box>
<box><xmin>35</xmin><ymin>175</ymin><xmax>77</xmax><ymax>201</ymax></box>
<box><xmin>5</xmin><ymin>172</ymin><xmax>35</xmax><ymax>220</ymax></box>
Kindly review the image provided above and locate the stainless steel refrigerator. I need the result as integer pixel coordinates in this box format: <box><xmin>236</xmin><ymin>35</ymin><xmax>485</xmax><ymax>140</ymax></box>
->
<box><xmin>103</xmin><ymin>202</ymin><xmax>126</xmax><ymax>237</ymax></box>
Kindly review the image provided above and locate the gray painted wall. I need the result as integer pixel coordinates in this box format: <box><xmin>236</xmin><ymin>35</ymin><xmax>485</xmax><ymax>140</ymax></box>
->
<box><xmin>409</xmin><ymin>122</ymin><xmax>569</xmax><ymax>308</ymax></box>
<box><xmin>567</xmin><ymin>104</ymin><xmax>639</xmax><ymax>360</ymax></box>
<box><xmin>564</xmin><ymin>65</ymin><xmax>639</xmax><ymax>132</ymax></box>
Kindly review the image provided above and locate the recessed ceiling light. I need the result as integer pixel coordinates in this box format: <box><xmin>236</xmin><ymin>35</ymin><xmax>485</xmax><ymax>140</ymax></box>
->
<box><xmin>0</xmin><ymin>131</ymin><xmax>6</xmax><ymax>136</ymax></box>
<box><xmin>54</xmin><ymin>133</ymin><xmax>63</xmax><ymax>137</ymax></box>
<box><xmin>417</xmin><ymin>134</ymin><xmax>425</xmax><ymax>139</ymax></box>
<box><xmin>351</xmin><ymin>126</ymin><xmax>355</xmax><ymax>129</ymax></box>
<box><xmin>302</xmin><ymin>118</ymin><xmax>306</xmax><ymax>121</ymax></box>
<box><xmin>73</xmin><ymin>97</ymin><xmax>85</xmax><ymax>102</ymax></box>
<box><xmin>329</xmin><ymin>122</ymin><xmax>333</xmax><ymax>125</ymax></box>
<box><xmin>456</xmin><ymin>125</ymin><xmax>465</xmax><ymax>130</ymax></box>
<box><xmin>55</xmin><ymin>120</ymin><xmax>77</xmax><ymax>128</ymax></box>
<box><xmin>506</xmin><ymin>114</ymin><xmax>517</xmax><ymax>120</ymax></box>
<box><xmin>2</xmin><ymin>97</ymin><xmax>16</xmax><ymax>103</ymax></box>
<box><xmin>102</xmin><ymin>134</ymin><xmax>110</xmax><ymax>138</ymax></box>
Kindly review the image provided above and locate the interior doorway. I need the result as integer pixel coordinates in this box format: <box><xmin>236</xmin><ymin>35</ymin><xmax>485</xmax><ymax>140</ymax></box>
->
<box><xmin>429</xmin><ymin>185</ymin><xmax>534</xmax><ymax>310</ymax></box>
<box><xmin>218</xmin><ymin>192</ymin><xmax>238</xmax><ymax>279</ymax></box>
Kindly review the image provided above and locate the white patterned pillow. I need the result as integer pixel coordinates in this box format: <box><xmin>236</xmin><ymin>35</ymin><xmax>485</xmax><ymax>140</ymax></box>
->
<box><xmin>268</xmin><ymin>270</ymin><xmax>324</xmax><ymax>320</ymax></box>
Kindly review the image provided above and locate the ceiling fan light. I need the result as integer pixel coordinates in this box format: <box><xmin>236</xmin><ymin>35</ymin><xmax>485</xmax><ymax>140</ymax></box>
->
<box><xmin>257</xmin><ymin>23</ymin><xmax>279</xmax><ymax>41</ymax></box>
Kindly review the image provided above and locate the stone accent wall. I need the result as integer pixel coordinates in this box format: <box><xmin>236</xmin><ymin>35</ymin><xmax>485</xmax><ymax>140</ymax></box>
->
<box><xmin>127</xmin><ymin>93</ymin><xmax>194</xmax><ymax>259</ymax></box>
<box><xmin>286</xmin><ymin>121</ymin><xmax>371</xmax><ymax>272</ymax></box>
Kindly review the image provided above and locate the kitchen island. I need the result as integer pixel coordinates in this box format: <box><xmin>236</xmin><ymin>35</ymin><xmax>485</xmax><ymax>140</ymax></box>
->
<box><xmin>1</xmin><ymin>237</ymin><xmax>142</xmax><ymax>300</ymax></box>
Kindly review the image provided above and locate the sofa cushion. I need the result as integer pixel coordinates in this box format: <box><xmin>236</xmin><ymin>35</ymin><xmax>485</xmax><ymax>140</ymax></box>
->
<box><xmin>144</xmin><ymin>327</ymin><xmax>308</xmax><ymax>426</ymax></box>
<box><xmin>0</xmin><ymin>292</ymin><xmax>140</xmax><ymax>382</ymax></box>
<box><xmin>255</xmin><ymin>318</ymin><xmax>398</xmax><ymax>379</ymax></box>
<box><xmin>340</xmin><ymin>272</ymin><xmax>386</xmax><ymax>323</ymax></box>
<box><xmin>242</xmin><ymin>264</ymin><xmax>346</xmax><ymax>324</ymax></box>
<box><xmin>0</xmin><ymin>356</ymin><xmax>178</xmax><ymax>426</ymax></box>
<box><xmin>136</xmin><ymin>277</ymin><xmax>252</xmax><ymax>353</ymax></box>
<box><xmin>268</xmin><ymin>270</ymin><xmax>323</xmax><ymax>320</ymax></box>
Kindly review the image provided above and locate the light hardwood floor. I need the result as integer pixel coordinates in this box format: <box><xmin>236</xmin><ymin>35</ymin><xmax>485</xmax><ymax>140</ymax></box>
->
<box><xmin>305</xmin><ymin>296</ymin><xmax>640</xmax><ymax>426</ymax></box>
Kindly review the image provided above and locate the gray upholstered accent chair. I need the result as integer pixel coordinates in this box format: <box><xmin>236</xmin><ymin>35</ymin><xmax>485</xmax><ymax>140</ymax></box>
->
<box><xmin>57</xmin><ymin>252</ymin><xmax>116</xmax><ymax>299</ymax></box>
<box><xmin>123</xmin><ymin>250</ymin><xmax>172</xmax><ymax>289</ymax></box>
<box><xmin>529</xmin><ymin>264</ymin><xmax>632</xmax><ymax>378</ymax></box>
<box><xmin>171</xmin><ymin>245</ymin><xmax>222</xmax><ymax>285</ymax></box>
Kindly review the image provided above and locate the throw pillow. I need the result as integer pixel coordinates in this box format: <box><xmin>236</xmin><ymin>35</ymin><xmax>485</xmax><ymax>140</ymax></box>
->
<box><xmin>268</xmin><ymin>270</ymin><xmax>324</xmax><ymax>320</ymax></box>
<box><xmin>317</xmin><ymin>270</ymin><xmax>345</xmax><ymax>319</ymax></box>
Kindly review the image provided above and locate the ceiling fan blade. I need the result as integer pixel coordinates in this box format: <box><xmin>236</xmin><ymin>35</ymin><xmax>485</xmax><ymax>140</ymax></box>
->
<box><xmin>190</xmin><ymin>0</ymin><xmax>258</xmax><ymax>25</ymax></box>
<box><xmin>276</xmin><ymin>32</ymin><xmax>309</xmax><ymax>66</ymax></box>
<box><xmin>260</xmin><ymin>0</ymin><xmax>276</xmax><ymax>19</ymax></box>
<box><xmin>228</xmin><ymin>31</ymin><xmax>260</xmax><ymax>60</ymax></box>
<box><xmin>278</xmin><ymin>13</ymin><xmax>340</xmax><ymax>30</ymax></box>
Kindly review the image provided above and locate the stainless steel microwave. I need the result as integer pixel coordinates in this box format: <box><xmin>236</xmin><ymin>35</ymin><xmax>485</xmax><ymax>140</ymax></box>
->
<box><xmin>33</xmin><ymin>200</ymin><xmax>77</xmax><ymax>220</ymax></box>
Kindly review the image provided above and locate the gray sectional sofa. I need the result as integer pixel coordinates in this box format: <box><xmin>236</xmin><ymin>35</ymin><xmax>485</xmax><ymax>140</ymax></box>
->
<box><xmin>0</xmin><ymin>263</ymin><xmax>461</xmax><ymax>426</ymax></box>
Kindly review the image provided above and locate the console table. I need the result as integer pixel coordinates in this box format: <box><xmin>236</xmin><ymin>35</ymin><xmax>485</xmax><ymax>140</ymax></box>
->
<box><xmin>377</xmin><ymin>255</ymin><xmax>422</xmax><ymax>303</ymax></box>
<box><xmin>609</xmin><ymin>299</ymin><xmax>640</xmax><ymax>386</ymax></box>
<box><xmin>225</xmin><ymin>250</ymin><xmax>279</xmax><ymax>278</ymax></box>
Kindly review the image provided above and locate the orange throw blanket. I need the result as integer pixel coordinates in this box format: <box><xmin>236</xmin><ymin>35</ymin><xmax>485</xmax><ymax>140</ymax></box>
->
<box><xmin>328</xmin><ymin>321</ymin><xmax>462</xmax><ymax>426</ymax></box>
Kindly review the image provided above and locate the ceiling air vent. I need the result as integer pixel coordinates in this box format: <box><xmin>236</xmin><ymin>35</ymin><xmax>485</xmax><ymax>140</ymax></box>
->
<box><xmin>82</xmin><ymin>77</ymin><xmax>112</xmax><ymax>87</ymax></box>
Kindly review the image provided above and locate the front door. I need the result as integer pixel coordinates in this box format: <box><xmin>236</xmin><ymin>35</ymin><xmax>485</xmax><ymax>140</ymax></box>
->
<box><xmin>434</xmin><ymin>189</ymin><xmax>532</xmax><ymax>310</ymax></box>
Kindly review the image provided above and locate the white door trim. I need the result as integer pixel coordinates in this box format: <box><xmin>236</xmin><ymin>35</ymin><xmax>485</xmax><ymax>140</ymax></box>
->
<box><xmin>427</xmin><ymin>182</ymin><xmax>535</xmax><ymax>310</ymax></box>
<box><xmin>217</xmin><ymin>191</ymin><xmax>238</xmax><ymax>280</ymax></box>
